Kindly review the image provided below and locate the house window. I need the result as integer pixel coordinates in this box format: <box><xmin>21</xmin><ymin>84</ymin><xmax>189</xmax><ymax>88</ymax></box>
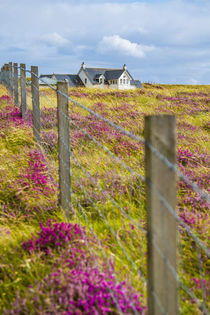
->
<box><xmin>123</xmin><ymin>79</ymin><xmax>125</xmax><ymax>84</ymax></box>
<box><xmin>84</xmin><ymin>78</ymin><xmax>87</xmax><ymax>84</ymax></box>
<box><xmin>120</xmin><ymin>79</ymin><xmax>122</xmax><ymax>84</ymax></box>
<box><xmin>99</xmin><ymin>78</ymin><xmax>103</xmax><ymax>84</ymax></box>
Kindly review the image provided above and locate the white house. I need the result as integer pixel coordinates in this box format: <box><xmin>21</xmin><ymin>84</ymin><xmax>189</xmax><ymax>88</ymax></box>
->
<box><xmin>77</xmin><ymin>63</ymin><xmax>142</xmax><ymax>90</ymax></box>
<box><xmin>40</xmin><ymin>63</ymin><xmax>142</xmax><ymax>89</ymax></box>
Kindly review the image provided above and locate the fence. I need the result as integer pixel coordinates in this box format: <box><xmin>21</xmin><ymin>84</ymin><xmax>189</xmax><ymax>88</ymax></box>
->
<box><xmin>0</xmin><ymin>62</ymin><xmax>209</xmax><ymax>314</ymax></box>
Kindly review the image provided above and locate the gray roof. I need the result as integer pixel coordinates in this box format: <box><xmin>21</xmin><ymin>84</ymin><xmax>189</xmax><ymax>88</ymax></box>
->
<box><xmin>39</xmin><ymin>74</ymin><xmax>84</xmax><ymax>87</ymax></box>
<box><xmin>81</xmin><ymin>67</ymin><xmax>134</xmax><ymax>85</ymax></box>
<box><xmin>39</xmin><ymin>77</ymin><xmax>57</xmax><ymax>85</ymax></box>
<box><xmin>81</xmin><ymin>68</ymin><xmax>107</xmax><ymax>84</ymax></box>
<box><xmin>131</xmin><ymin>80</ymin><xmax>142</xmax><ymax>88</ymax></box>
<box><xmin>68</xmin><ymin>74</ymin><xmax>84</xmax><ymax>87</ymax></box>
<box><xmin>105</xmin><ymin>70</ymin><xmax>124</xmax><ymax>80</ymax></box>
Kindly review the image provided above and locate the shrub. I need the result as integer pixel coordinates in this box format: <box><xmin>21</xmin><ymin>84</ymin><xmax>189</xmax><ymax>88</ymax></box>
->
<box><xmin>22</xmin><ymin>219</ymin><xmax>86</xmax><ymax>254</ymax></box>
<box><xmin>6</xmin><ymin>264</ymin><xmax>144</xmax><ymax>314</ymax></box>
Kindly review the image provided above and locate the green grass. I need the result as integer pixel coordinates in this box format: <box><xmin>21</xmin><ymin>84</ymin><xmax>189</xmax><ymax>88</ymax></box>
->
<box><xmin>0</xmin><ymin>83</ymin><xmax>209</xmax><ymax>314</ymax></box>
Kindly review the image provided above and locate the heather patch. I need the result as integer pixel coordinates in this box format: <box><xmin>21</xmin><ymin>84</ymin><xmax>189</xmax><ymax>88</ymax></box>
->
<box><xmin>42</xmin><ymin>130</ymin><xmax>58</xmax><ymax>152</ymax></box>
<box><xmin>0</xmin><ymin>83</ymin><xmax>209</xmax><ymax>314</ymax></box>
<box><xmin>6</xmin><ymin>265</ymin><xmax>144</xmax><ymax>315</ymax></box>
<box><xmin>18</xmin><ymin>149</ymin><xmax>55</xmax><ymax>196</ymax></box>
<box><xmin>22</xmin><ymin>219</ymin><xmax>86</xmax><ymax>254</ymax></box>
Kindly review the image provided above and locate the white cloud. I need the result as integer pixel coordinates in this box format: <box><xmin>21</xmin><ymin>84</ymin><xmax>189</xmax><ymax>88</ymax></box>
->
<box><xmin>0</xmin><ymin>0</ymin><xmax>210</xmax><ymax>83</ymax></box>
<box><xmin>98</xmin><ymin>35</ymin><xmax>155</xmax><ymax>58</ymax></box>
<box><xmin>41</xmin><ymin>32</ymin><xmax>69</xmax><ymax>46</ymax></box>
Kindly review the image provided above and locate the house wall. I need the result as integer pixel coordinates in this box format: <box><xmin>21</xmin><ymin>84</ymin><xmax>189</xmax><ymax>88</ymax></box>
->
<box><xmin>78</xmin><ymin>68</ymin><xmax>137</xmax><ymax>90</ymax></box>
<box><xmin>78</xmin><ymin>69</ymin><xmax>92</xmax><ymax>87</ymax></box>
<box><xmin>93</xmin><ymin>84</ymin><xmax>106</xmax><ymax>89</ymax></box>
<box><xmin>108</xmin><ymin>79</ymin><xmax>118</xmax><ymax>89</ymax></box>
<box><xmin>97</xmin><ymin>75</ymin><xmax>105</xmax><ymax>88</ymax></box>
<box><xmin>117</xmin><ymin>72</ymin><xmax>135</xmax><ymax>90</ymax></box>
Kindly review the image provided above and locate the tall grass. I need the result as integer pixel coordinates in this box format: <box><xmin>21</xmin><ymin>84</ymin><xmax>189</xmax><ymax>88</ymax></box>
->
<box><xmin>0</xmin><ymin>83</ymin><xmax>209</xmax><ymax>314</ymax></box>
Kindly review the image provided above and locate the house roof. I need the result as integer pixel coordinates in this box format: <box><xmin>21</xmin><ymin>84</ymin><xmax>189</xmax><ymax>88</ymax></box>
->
<box><xmin>39</xmin><ymin>74</ymin><xmax>84</xmax><ymax>87</ymax></box>
<box><xmin>68</xmin><ymin>74</ymin><xmax>84</xmax><ymax>87</ymax></box>
<box><xmin>80</xmin><ymin>67</ymin><xmax>134</xmax><ymax>84</ymax></box>
<box><xmin>105</xmin><ymin>70</ymin><xmax>124</xmax><ymax>80</ymax></box>
<box><xmin>81</xmin><ymin>68</ymin><xmax>107</xmax><ymax>84</ymax></box>
<box><xmin>94</xmin><ymin>74</ymin><xmax>104</xmax><ymax>80</ymax></box>
<box><xmin>131</xmin><ymin>80</ymin><xmax>142</xmax><ymax>88</ymax></box>
<box><xmin>39</xmin><ymin>77</ymin><xmax>57</xmax><ymax>85</ymax></box>
<box><xmin>40</xmin><ymin>65</ymin><xmax>142</xmax><ymax>88</ymax></box>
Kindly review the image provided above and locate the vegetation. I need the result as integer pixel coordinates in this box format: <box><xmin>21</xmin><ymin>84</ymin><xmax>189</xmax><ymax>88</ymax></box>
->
<box><xmin>0</xmin><ymin>83</ymin><xmax>209</xmax><ymax>314</ymax></box>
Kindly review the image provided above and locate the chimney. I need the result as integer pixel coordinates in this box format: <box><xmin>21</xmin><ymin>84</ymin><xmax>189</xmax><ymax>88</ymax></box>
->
<box><xmin>123</xmin><ymin>64</ymin><xmax>127</xmax><ymax>71</ymax></box>
<box><xmin>81</xmin><ymin>62</ymin><xmax>86</xmax><ymax>70</ymax></box>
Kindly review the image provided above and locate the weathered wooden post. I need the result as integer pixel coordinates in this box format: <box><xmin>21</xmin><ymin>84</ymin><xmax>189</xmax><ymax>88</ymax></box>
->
<box><xmin>4</xmin><ymin>64</ymin><xmax>9</xmax><ymax>87</ymax></box>
<box><xmin>8</xmin><ymin>62</ymin><xmax>13</xmax><ymax>97</ymax></box>
<box><xmin>145</xmin><ymin>115</ymin><xmax>178</xmax><ymax>315</ymax></box>
<box><xmin>0</xmin><ymin>66</ymin><xmax>2</xmax><ymax>83</ymax></box>
<box><xmin>57</xmin><ymin>81</ymin><xmax>72</xmax><ymax>220</ymax></box>
<box><xmin>31</xmin><ymin>66</ymin><xmax>41</xmax><ymax>143</ymax></box>
<box><xmin>0</xmin><ymin>65</ymin><xmax>4</xmax><ymax>84</ymax></box>
<box><xmin>13</xmin><ymin>63</ymin><xmax>19</xmax><ymax>106</ymax></box>
<box><xmin>20</xmin><ymin>63</ymin><xmax>27</xmax><ymax>118</ymax></box>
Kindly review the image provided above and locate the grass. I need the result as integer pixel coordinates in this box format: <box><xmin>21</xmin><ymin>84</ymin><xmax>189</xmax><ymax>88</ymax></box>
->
<box><xmin>0</xmin><ymin>83</ymin><xmax>209</xmax><ymax>314</ymax></box>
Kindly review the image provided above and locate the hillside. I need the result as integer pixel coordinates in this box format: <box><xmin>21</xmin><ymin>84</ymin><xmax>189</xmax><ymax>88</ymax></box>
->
<box><xmin>0</xmin><ymin>83</ymin><xmax>209</xmax><ymax>314</ymax></box>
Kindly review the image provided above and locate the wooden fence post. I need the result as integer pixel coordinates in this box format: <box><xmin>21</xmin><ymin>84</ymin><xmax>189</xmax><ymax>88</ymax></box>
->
<box><xmin>145</xmin><ymin>115</ymin><xmax>178</xmax><ymax>315</ymax></box>
<box><xmin>20</xmin><ymin>63</ymin><xmax>27</xmax><ymax>118</ymax></box>
<box><xmin>14</xmin><ymin>63</ymin><xmax>19</xmax><ymax>106</ymax></box>
<box><xmin>57</xmin><ymin>81</ymin><xmax>72</xmax><ymax>220</ymax></box>
<box><xmin>0</xmin><ymin>65</ymin><xmax>4</xmax><ymax>84</ymax></box>
<box><xmin>0</xmin><ymin>65</ymin><xmax>3</xmax><ymax>84</ymax></box>
<box><xmin>5</xmin><ymin>64</ymin><xmax>9</xmax><ymax>88</ymax></box>
<box><xmin>31</xmin><ymin>66</ymin><xmax>41</xmax><ymax>142</ymax></box>
<box><xmin>8</xmin><ymin>62</ymin><xmax>13</xmax><ymax>97</ymax></box>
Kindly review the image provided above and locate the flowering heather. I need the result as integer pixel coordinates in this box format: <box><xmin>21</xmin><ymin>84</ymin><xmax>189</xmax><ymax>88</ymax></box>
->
<box><xmin>22</xmin><ymin>219</ymin><xmax>86</xmax><ymax>254</ymax></box>
<box><xmin>0</xmin><ymin>94</ymin><xmax>12</xmax><ymax>102</ymax></box>
<box><xmin>41</xmin><ymin>107</ymin><xmax>57</xmax><ymax>129</ymax></box>
<box><xmin>42</xmin><ymin>130</ymin><xmax>58</xmax><ymax>151</ymax></box>
<box><xmin>0</xmin><ymin>105</ymin><xmax>24</xmax><ymax>127</ymax></box>
<box><xmin>177</xmin><ymin>148</ymin><xmax>195</xmax><ymax>166</ymax></box>
<box><xmin>1</xmin><ymin>84</ymin><xmax>209</xmax><ymax>314</ymax></box>
<box><xmin>18</xmin><ymin>149</ymin><xmax>55</xmax><ymax>196</ymax></box>
<box><xmin>7</xmin><ymin>265</ymin><xmax>144</xmax><ymax>315</ymax></box>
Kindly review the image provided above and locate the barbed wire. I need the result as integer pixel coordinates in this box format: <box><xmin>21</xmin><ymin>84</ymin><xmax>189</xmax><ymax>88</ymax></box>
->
<box><xmin>4</xmin><ymin>69</ymin><xmax>210</xmax><ymax>250</ymax></box>
<box><xmin>5</xmin><ymin>68</ymin><xmax>210</xmax><ymax>256</ymax></box>
<box><xmin>25</xmin><ymin>83</ymin><xmax>144</xmax><ymax>314</ymax></box>
<box><xmin>71</xmin><ymin>170</ymin><xmax>147</xmax><ymax>282</ymax></box>
<box><xmin>23</xmin><ymin>67</ymin><xmax>210</xmax><ymax>203</ymax></box>
<box><xmin>151</xmin><ymin>238</ymin><xmax>208</xmax><ymax>313</ymax></box>
<box><xmin>146</xmin><ymin>178</ymin><xmax>210</xmax><ymax>257</ymax></box>
<box><xmin>28</xmin><ymin>79</ymin><xmax>148</xmax><ymax>297</ymax></box>
<box><xmin>71</xmin><ymin>193</ymin><xmax>142</xmax><ymax>315</ymax></box>
<box><xmin>71</xmin><ymin>150</ymin><xmax>146</xmax><ymax>233</ymax></box>
<box><xmin>2</xmin><ymin>65</ymin><xmax>209</xmax><ymax>314</ymax></box>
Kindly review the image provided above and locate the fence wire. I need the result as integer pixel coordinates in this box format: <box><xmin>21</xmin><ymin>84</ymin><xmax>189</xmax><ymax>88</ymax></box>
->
<box><xmin>22</xmin><ymin>71</ymin><xmax>147</xmax><ymax>312</ymax></box>
<box><xmin>0</xmin><ymin>64</ymin><xmax>209</xmax><ymax>314</ymax></box>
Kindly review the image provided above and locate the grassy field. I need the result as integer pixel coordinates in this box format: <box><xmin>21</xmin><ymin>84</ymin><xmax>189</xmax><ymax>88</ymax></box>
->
<box><xmin>0</xmin><ymin>83</ymin><xmax>209</xmax><ymax>314</ymax></box>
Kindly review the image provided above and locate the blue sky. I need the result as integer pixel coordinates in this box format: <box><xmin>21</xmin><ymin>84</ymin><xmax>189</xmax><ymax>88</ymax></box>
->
<box><xmin>0</xmin><ymin>0</ymin><xmax>210</xmax><ymax>84</ymax></box>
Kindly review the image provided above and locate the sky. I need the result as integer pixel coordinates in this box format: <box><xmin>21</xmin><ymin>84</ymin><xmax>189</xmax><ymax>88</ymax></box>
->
<box><xmin>0</xmin><ymin>0</ymin><xmax>210</xmax><ymax>84</ymax></box>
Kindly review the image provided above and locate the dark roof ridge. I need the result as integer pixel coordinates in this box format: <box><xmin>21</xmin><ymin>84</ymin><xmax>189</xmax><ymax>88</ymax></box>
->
<box><xmin>40</xmin><ymin>73</ymin><xmax>75</xmax><ymax>76</ymax></box>
<box><xmin>85</xmin><ymin>67</ymin><xmax>123</xmax><ymax>71</ymax></box>
<box><xmin>52</xmin><ymin>73</ymin><xmax>74</xmax><ymax>76</ymax></box>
